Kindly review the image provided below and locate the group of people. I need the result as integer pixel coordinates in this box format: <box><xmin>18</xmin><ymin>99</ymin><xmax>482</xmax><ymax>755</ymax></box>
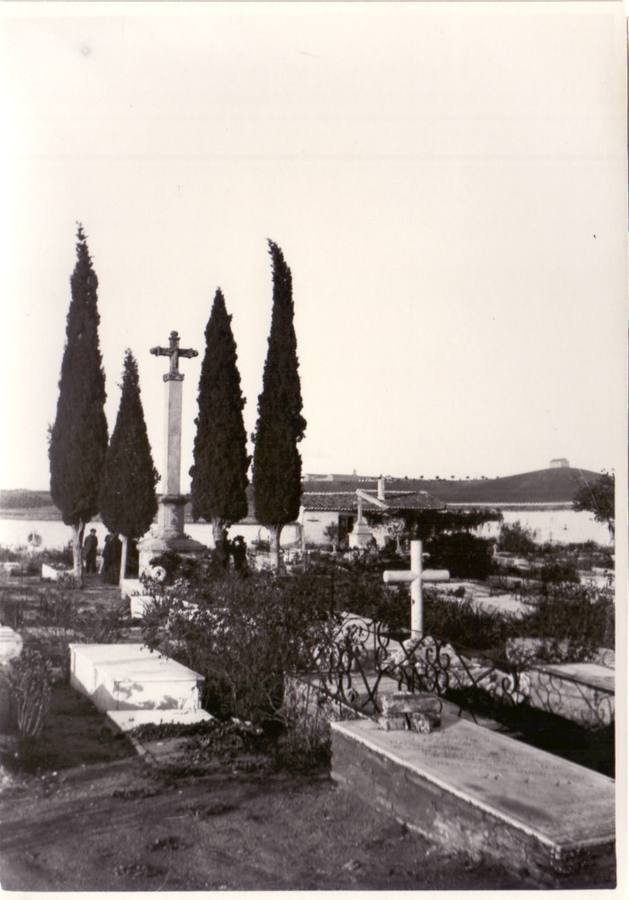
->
<box><xmin>83</xmin><ymin>529</ymin><xmax>123</xmax><ymax>583</ymax></box>
<box><xmin>211</xmin><ymin>532</ymin><xmax>248</xmax><ymax>573</ymax></box>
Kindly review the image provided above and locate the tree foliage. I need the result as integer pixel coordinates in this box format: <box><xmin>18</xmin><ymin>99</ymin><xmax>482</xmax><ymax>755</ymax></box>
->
<box><xmin>189</xmin><ymin>289</ymin><xmax>249</xmax><ymax>542</ymax></box>
<box><xmin>49</xmin><ymin>225</ymin><xmax>108</xmax><ymax>577</ymax></box>
<box><xmin>573</xmin><ymin>472</ymin><xmax>615</xmax><ymax>535</ymax></box>
<box><xmin>425</xmin><ymin>532</ymin><xmax>494</xmax><ymax>580</ymax></box>
<box><xmin>99</xmin><ymin>350</ymin><xmax>159</xmax><ymax>541</ymax></box>
<box><xmin>253</xmin><ymin>241</ymin><xmax>306</xmax><ymax>562</ymax></box>
<box><xmin>497</xmin><ymin>520</ymin><xmax>538</xmax><ymax>556</ymax></box>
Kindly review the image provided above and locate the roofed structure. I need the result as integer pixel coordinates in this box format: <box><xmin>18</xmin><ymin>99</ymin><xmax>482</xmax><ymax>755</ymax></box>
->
<box><xmin>302</xmin><ymin>489</ymin><xmax>444</xmax><ymax>513</ymax></box>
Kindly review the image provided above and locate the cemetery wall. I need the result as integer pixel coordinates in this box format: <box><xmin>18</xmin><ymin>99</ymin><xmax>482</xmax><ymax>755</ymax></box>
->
<box><xmin>301</xmin><ymin>511</ymin><xmax>339</xmax><ymax>546</ymax></box>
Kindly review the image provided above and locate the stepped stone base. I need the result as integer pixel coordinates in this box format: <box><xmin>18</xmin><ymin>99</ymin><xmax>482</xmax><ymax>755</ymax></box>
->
<box><xmin>331</xmin><ymin>716</ymin><xmax>615</xmax><ymax>887</ymax></box>
<box><xmin>137</xmin><ymin>530</ymin><xmax>206</xmax><ymax>576</ymax></box>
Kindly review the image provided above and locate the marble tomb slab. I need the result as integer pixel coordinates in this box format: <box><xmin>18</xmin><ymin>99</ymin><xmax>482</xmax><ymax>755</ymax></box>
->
<box><xmin>69</xmin><ymin>643</ymin><xmax>204</xmax><ymax>713</ymax></box>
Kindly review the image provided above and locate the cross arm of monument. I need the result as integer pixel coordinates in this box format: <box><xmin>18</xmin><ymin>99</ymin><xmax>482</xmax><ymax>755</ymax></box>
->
<box><xmin>150</xmin><ymin>331</ymin><xmax>198</xmax><ymax>380</ymax></box>
<box><xmin>356</xmin><ymin>489</ymin><xmax>388</xmax><ymax>510</ymax></box>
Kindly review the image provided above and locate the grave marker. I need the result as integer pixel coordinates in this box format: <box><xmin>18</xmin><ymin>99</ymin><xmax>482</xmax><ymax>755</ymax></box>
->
<box><xmin>383</xmin><ymin>540</ymin><xmax>449</xmax><ymax>636</ymax></box>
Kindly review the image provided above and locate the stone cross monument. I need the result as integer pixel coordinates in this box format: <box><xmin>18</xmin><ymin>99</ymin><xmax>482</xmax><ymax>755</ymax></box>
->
<box><xmin>137</xmin><ymin>330</ymin><xmax>206</xmax><ymax>573</ymax></box>
<box><xmin>383</xmin><ymin>540</ymin><xmax>449</xmax><ymax>637</ymax></box>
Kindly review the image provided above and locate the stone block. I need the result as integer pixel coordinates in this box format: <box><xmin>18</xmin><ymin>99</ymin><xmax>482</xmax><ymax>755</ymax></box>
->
<box><xmin>331</xmin><ymin>716</ymin><xmax>615</xmax><ymax>887</ymax></box>
<box><xmin>69</xmin><ymin>643</ymin><xmax>204</xmax><ymax>713</ymax></box>
<box><xmin>381</xmin><ymin>691</ymin><xmax>441</xmax><ymax>717</ymax></box>
<box><xmin>377</xmin><ymin>712</ymin><xmax>437</xmax><ymax>734</ymax></box>
<box><xmin>379</xmin><ymin>691</ymin><xmax>441</xmax><ymax>733</ymax></box>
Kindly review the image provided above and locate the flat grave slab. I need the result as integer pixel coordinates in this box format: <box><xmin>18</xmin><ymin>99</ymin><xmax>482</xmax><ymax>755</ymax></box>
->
<box><xmin>69</xmin><ymin>643</ymin><xmax>204</xmax><ymax>713</ymax></box>
<box><xmin>41</xmin><ymin>562</ymin><xmax>72</xmax><ymax>581</ymax></box>
<box><xmin>331</xmin><ymin>715</ymin><xmax>615</xmax><ymax>886</ymax></box>
<box><xmin>526</xmin><ymin>660</ymin><xmax>615</xmax><ymax>727</ymax></box>
<box><xmin>107</xmin><ymin>708</ymin><xmax>212</xmax><ymax>733</ymax></box>
<box><xmin>542</xmin><ymin>661</ymin><xmax>614</xmax><ymax>691</ymax></box>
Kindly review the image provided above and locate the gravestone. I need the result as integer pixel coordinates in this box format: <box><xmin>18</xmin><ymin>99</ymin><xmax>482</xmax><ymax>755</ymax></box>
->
<box><xmin>137</xmin><ymin>330</ymin><xmax>206</xmax><ymax>574</ymax></box>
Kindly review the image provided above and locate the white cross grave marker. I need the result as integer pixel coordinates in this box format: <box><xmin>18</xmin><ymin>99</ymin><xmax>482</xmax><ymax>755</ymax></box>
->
<box><xmin>383</xmin><ymin>540</ymin><xmax>449</xmax><ymax>637</ymax></box>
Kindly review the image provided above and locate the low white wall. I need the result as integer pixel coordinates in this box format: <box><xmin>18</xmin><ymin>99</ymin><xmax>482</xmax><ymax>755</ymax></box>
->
<box><xmin>302</xmin><ymin>511</ymin><xmax>339</xmax><ymax>546</ymax></box>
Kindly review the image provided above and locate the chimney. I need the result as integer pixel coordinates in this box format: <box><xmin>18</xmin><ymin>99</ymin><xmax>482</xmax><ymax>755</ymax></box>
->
<box><xmin>377</xmin><ymin>475</ymin><xmax>386</xmax><ymax>501</ymax></box>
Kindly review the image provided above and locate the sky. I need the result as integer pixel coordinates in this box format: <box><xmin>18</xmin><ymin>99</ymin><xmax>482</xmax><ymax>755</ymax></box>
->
<box><xmin>0</xmin><ymin>1</ymin><xmax>626</xmax><ymax>492</ymax></box>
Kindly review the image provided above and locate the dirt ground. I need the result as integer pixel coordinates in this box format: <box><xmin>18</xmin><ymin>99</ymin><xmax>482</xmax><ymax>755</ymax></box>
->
<box><xmin>0</xmin><ymin>742</ymin><xmax>534</xmax><ymax>892</ymax></box>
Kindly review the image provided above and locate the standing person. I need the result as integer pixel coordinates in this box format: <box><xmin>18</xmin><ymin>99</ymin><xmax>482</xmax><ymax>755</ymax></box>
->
<box><xmin>100</xmin><ymin>534</ymin><xmax>110</xmax><ymax>575</ymax></box>
<box><xmin>83</xmin><ymin>528</ymin><xmax>98</xmax><ymax>574</ymax></box>
<box><xmin>102</xmin><ymin>532</ymin><xmax>121</xmax><ymax>584</ymax></box>
<box><xmin>110</xmin><ymin>533</ymin><xmax>122</xmax><ymax>583</ymax></box>
<box><xmin>231</xmin><ymin>535</ymin><xmax>248</xmax><ymax>574</ymax></box>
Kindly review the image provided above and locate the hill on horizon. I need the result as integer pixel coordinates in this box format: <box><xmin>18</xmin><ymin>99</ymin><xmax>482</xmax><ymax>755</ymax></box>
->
<box><xmin>302</xmin><ymin>466</ymin><xmax>606</xmax><ymax>505</ymax></box>
<box><xmin>0</xmin><ymin>465</ymin><xmax>607</xmax><ymax>513</ymax></box>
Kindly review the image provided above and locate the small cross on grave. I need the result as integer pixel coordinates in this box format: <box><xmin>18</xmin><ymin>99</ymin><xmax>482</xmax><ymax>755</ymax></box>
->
<box><xmin>383</xmin><ymin>540</ymin><xmax>449</xmax><ymax>637</ymax></box>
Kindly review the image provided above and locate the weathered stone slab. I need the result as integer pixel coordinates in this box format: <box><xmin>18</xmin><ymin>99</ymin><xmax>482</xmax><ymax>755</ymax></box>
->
<box><xmin>331</xmin><ymin>715</ymin><xmax>615</xmax><ymax>886</ymax></box>
<box><xmin>380</xmin><ymin>691</ymin><xmax>439</xmax><ymax>716</ymax></box>
<box><xmin>69</xmin><ymin>643</ymin><xmax>204</xmax><ymax>713</ymax></box>
<box><xmin>379</xmin><ymin>692</ymin><xmax>441</xmax><ymax>732</ymax></box>
<box><xmin>377</xmin><ymin>713</ymin><xmax>437</xmax><ymax>734</ymax></box>
<box><xmin>107</xmin><ymin>708</ymin><xmax>212</xmax><ymax>733</ymax></box>
<box><xmin>41</xmin><ymin>562</ymin><xmax>72</xmax><ymax>581</ymax></box>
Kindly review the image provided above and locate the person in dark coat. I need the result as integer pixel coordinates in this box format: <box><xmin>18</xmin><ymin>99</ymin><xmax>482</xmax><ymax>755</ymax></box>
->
<box><xmin>83</xmin><ymin>529</ymin><xmax>98</xmax><ymax>574</ymax></box>
<box><xmin>230</xmin><ymin>536</ymin><xmax>248</xmax><ymax>574</ymax></box>
<box><xmin>102</xmin><ymin>533</ymin><xmax>122</xmax><ymax>584</ymax></box>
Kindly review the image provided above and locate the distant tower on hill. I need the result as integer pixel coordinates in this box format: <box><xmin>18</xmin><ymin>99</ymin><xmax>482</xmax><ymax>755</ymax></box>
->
<box><xmin>549</xmin><ymin>457</ymin><xmax>570</xmax><ymax>469</ymax></box>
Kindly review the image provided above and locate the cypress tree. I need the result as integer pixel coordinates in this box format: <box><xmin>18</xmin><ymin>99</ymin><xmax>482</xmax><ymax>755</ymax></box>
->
<box><xmin>99</xmin><ymin>350</ymin><xmax>159</xmax><ymax>583</ymax></box>
<box><xmin>49</xmin><ymin>224</ymin><xmax>108</xmax><ymax>581</ymax></box>
<box><xmin>252</xmin><ymin>241</ymin><xmax>306</xmax><ymax>569</ymax></box>
<box><xmin>190</xmin><ymin>288</ymin><xmax>250</xmax><ymax>551</ymax></box>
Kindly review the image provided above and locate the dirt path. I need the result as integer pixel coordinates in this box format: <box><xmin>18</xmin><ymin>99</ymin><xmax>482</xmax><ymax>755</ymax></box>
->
<box><xmin>0</xmin><ymin>749</ymin><xmax>531</xmax><ymax>891</ymax></box>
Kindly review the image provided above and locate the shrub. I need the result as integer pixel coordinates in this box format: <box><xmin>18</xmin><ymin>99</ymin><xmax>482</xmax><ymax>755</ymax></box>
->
<box><xmin>425</xmin><ymin>532</ymin><xmax>494</xmax><ymax>580</ymax></box>
<box><xmin>0</xmin><ymin>547</ymin><xmax>21</xmax><ymax>563</ymax></box>
<box><xmin>5</xmin><ymin>649</ymin><xmax>52</xmax><ymax>737</ymax></box>
<box><xmin>423</xmin><ymin>592</ymin><xmax>520</xmax><ymax>653</ymax></box>
<box><xmin>539</xmin><ymin>560</ymin><xmax>580</xmax><ymax>585</ymax></box>
<box><xmin>23</xmin><ymin>588</ymin><xmax>127</xmax><ymax>679</ymax></box>
<box><xmin>43</xmin><ymin>545</ymin><xmax>74</xmax><ymax>568</ymax></box>
<box><xmin>141</xmin><ymin>570</ymin><xmax>342</xmax><ymax>725</ymax></box>
<box><xmin>0</xmin><ymin>596</ymin><xmax>24</xmax><ymax>630</ymax></box>
<box><xmin>521</xmin><ymin>584</ymin><xmax>614</xmax><ymax>660</ymax></box>
<box><xmin>275</xmin><ymin>679</ymin><xmax>332</xmax><ymax>770</ymax></box>
<box><xmin>497</xmin><ymin>521</ymin><xmax>538</xmax><ymax>555</ymax></box>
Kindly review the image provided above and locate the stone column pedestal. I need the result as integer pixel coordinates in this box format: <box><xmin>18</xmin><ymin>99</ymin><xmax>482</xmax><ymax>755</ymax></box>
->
<box><xmin>348</xmin><ymin>520</ymin><xmax>373</xmax><ymax>549</ymax></box>
<box><xmin>138</xmin><ymin>516</ymin><xmax>206</xmax><ymax>575</ymax></box>
<box><xmin>137</xmin><ymin>331</ymin><xmax>207</xmax><ymax>576</ymax></box>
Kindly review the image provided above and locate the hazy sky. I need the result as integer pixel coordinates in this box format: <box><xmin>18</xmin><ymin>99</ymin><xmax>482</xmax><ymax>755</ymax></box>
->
<box><xmin>0</xmin><ymin>1</ymin><xmax>626</xmax><ymax>491</ymax></box>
